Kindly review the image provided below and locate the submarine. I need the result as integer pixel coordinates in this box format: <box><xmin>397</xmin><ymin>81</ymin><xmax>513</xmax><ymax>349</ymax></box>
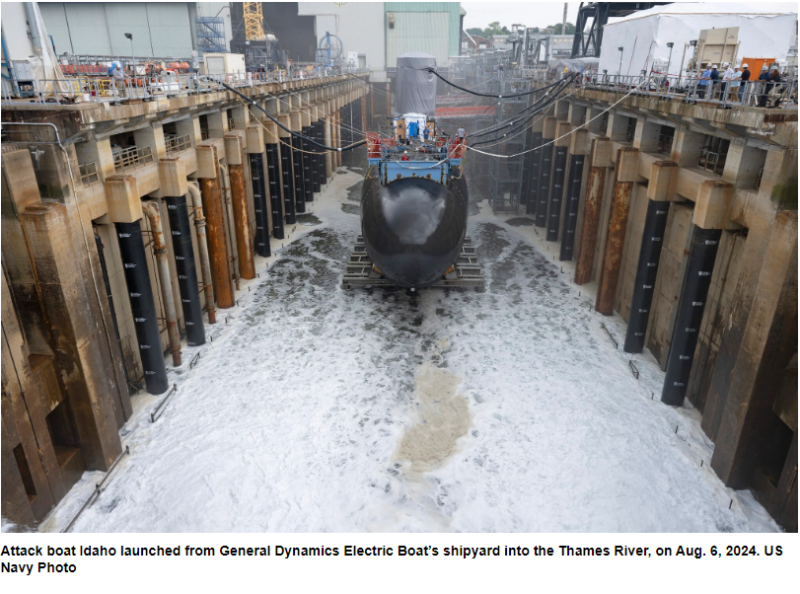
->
<box><xmin>358</xmin><ymin>52</ymin><xmax>473</xmax><ymax>289</ymax></box>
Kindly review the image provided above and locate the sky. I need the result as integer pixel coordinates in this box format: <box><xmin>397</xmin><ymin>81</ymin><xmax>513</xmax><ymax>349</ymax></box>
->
<box><xmin>462</xmin><ymin>2</ymin><xmax>579</xmax><ymax>31</ymax></box>
<box><xmin>461</xmin><ymin>1</ymin><xmax>797</xmax><ymax>31</ymax></box>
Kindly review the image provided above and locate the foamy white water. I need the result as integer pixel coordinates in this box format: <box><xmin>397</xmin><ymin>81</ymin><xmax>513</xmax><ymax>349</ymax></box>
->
<box><xmin>36</xmin><ymin>164</ymin><xmax>778</xmax><ymax>533</ymax></box>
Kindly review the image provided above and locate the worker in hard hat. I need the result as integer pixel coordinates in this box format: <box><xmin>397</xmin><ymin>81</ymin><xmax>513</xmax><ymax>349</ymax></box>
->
<box><xmin>721</xmin><ymin>62</ymin><xmax>734</xmax><ymax>101</ymax></box>
<box><xmin>709</xmin><ymin>65</ymin><xmax>720</xmax><ymax>99</ymax></box>
<box><xmin>729</xmin><ymin>65</ymin><xmax>742</xmax><ymax>104</ymax></box>
<box><xmin>740</xmin><ymin>63</ymin><xmax>752</xmax><ymax>104</ymax></box>
<box><xmin>696</xmin><ymin>64</ymin><xmax>712</xmax><ymax>98</ymax></box>
<box><xmin>111</xmin><ymin>63</ymin><xmax>127</xmax><ymax>98</ymax></box>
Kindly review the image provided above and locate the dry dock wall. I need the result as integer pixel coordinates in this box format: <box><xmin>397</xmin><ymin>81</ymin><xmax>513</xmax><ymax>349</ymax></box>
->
<box><xmin>1</xmin><ymin>75</ymin><xmax>369</xmax><ymax>526</ymax></box>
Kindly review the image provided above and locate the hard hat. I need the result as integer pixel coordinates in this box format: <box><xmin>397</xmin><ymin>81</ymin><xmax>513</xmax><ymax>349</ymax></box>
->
<box><xmin>723</xmin><ymin>62</ymin><xmax>729</xmax><ymax>67</ymax></box>
<box><xmin>742</xmin><ymin>63</ymin><xmax>749</xmax><ymax>68</ymax></box>
<box><xmin>711</xmin><ymin>64</ymin><xmax>717</xmax><ymax>68</ymax></box>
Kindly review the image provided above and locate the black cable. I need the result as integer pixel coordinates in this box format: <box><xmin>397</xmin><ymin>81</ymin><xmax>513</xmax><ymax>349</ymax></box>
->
<box><xmin>423</xmin><ymin>67</ymin><xmax>578</xmax><ymax>98</ymax></box>
<box><xmin>469</xmin><ymin>76</ymin><xmax>575</xmax><ymax>139</ymax></box>
<box><xmin>212</xmin><ymin>79</ymin><xmax>367</xmax><ymax>153</ymax></box>
<box><xmin>471</xmin><ymin>83</ymin><xmax>573</xmax><ymax>147</ymax></box>
<box><xmin>469</xmin><ymin>76</ymin><xmax>574</xmax><ymax>140</ymax></box>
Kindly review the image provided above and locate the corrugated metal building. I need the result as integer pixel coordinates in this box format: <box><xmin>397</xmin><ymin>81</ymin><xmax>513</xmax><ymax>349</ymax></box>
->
<box><xmin>37</xmin><ymin>2</ymin><xmax>233</xmax><ymax>59</ymax></box>
<box><xmin>298</xmin><ymin>1</ymin><xmax>386</xmax><ymax>80</ymax></box>
<box><xmin>385</xmin><ymin>2</ymin><xmax>461</xmax><ymax>67</ymax></box>
<box><xmin>298</xmin><ymin>2</ymin><xmax>462</xmax><ymax>80</ymax></box>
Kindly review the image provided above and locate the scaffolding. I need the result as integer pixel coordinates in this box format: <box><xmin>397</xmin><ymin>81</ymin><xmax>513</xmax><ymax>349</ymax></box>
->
<box><xmin>196</xmin><ymin>17</ymin><xmax>226</xmax><ymax>55</ymax></box>
<box><xmin>489</xmin><ymin>74</ymin><xmax>531</xmax><ymax>214</ymax></box>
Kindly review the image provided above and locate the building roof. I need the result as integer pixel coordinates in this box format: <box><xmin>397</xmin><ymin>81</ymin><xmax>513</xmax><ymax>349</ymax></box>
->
<box><xmin>611</xmin><ymin>2</ymin><xmax>797</xmax><ymax>24</ymax></box>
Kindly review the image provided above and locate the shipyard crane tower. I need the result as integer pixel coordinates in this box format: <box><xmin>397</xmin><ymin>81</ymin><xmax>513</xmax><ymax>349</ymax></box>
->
<box><xmin>244</xmin><ymin>2</ymin><xmax>266</xmax><ymax>42</ymax></box>
<box><xmin>231</xmin><ymin>2</ymin><xmax>286</xmax><ymax>69</ymax></box>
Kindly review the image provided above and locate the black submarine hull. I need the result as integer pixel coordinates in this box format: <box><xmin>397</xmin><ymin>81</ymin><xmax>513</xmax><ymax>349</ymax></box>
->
<box><xmin>360</xmin><ymin>172</ymin><xmax>468</xmax><ymax>288</ymax></box>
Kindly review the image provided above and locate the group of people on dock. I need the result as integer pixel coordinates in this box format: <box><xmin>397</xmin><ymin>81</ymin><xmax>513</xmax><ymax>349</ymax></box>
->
<box><xmin>696</xmin><ymin>62</ymin><xmax>786</xmax><ymax>107</ymax></box>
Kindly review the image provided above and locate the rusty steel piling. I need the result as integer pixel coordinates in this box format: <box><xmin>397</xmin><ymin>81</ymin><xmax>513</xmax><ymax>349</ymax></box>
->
<box><xmin>228</xmin><ymin>163</ymin><xmax>256</xmax><ymax>280</ymax></box>
<box><xmin>574</xmin><ymin>165</ymin><xmax>606</xmax><ymax>285</ymax></box>
<box><xmin>596</xmin><ymin>180</ymin><xmax>633</xmax><ymax>315</ymax></box>
<box><xmin>200</xmin><ymin>176</ymin><xmax>235</xmax><ymax>309</ymax></box>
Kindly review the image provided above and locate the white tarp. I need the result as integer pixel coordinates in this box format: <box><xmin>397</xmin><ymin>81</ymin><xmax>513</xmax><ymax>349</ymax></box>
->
<box><xmin>26</xmin><ymin>2</ymin><xmax>68</xmax><ymax>97</ymax></box>
<box><xmin>599</xmin><ymin>3</ymin><xmax>798</xmax><ymax>77</ymax></box>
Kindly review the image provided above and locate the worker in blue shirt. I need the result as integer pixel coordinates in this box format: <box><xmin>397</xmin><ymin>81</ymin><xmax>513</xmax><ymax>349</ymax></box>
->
<box><xmin>697</xmin><ymin>66</ymin><xmax>712</xmax><ymax>98</ymax></box>
<box><xmin>423</xmin><ymin>126</ymin><xmax>430</xmax><ymax>141</ymax></box>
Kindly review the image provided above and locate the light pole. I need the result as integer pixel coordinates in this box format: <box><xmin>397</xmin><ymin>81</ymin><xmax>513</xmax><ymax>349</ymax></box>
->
<box><xmin>618</xmin><ymin>46</ymin><xmax>624</xmax><ymax>77</ymax></box>
<box><xmin>124</xmin><ymin>33</ymin><xmax>134</xmax><ymax>73</ymax></box>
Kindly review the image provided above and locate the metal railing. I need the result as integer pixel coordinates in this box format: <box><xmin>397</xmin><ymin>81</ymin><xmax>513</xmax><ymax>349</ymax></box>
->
<box><xmin>113</xmin><ymin>146</ymin><xmax>154</xmax><ymax>173</ymax></box>
<box><xmin>1</xmin><ymin>68</ymin><xmax>371</xmax><ymax>106</ymax></box>
<box><xmin>165</xmin><ymin>134</ymin><xmax>192</xmax><ymax>156</ymax></box>
<box><xmin>576</xmin><ymin>73</ymin><xmax>798</xmax><ymax>109</ymax></box>
<box><xmin>513</xmin><ymin>68</ymin><xmax>798</xmax><ymax>110</ymax></box>
<box><xmin>79</xmin><ymin>161</ymin><xmax>100</xmax><ymax>186</ymax></box>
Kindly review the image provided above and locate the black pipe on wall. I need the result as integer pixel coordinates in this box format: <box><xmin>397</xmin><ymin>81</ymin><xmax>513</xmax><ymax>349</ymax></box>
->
<box><xmin>115</xmin><ymin>221</ymin><xmax>169</xmax><ymax>395</ymax></box>
<box><xmin>266</xmin><ymin>142</ymin><xmax>285</xmax><ymax>239</ymax></box>
<box><xmin>525</xmin><ymin>132</ymin><xmax>542</xmax><ymax>216</ymax></box>
<box><xmin>546</xmin><ymin>146</ymin><xmax>568</xmax><ymax>241</ymax></box>
<box><xmin>280</xmin><ymin>141</ymin><xmax>297</xmax><ymax>224</ymax></box>
<box><xmin>300</xmin><ymin>126</ymin><xmax>315</xmax><ymax>202</ymax></box>
<box><xmin>624</xmin><ymin>200</ymin><xmax>670</xmax><ymax>353</ymax></box>
<box><xmin>165</xmin><ymin>195</ymin><xmax>206</xmax><ymax>347</ymax></box>
<box><xmin>316</xmin><ymin>121</ymin><xmax>328</xmax><ymax>185</ymax></box>
<box><xmin>535</xmin><ymin>144</ymin><xmax>553</xmax><ymax>227</ymax></box>
<box><xmin>94</xmin><ymin>230</ymin><xmax>131</xmax><ymax>391</ymax></box>
<box><xmin>559</xmin><ymin>154</ymin><xmax>586</xmax><ymax>261</ymax></box>
<box><xmin>661</xmin><ymin>226</ymin><xmax>721</xmax><ymax>406</ymax></box>
<box><xmin>248</xmin><ymin>154</ymin><xmax>271</xmax><ymax>258</ymax></box>
<box><xmin>310</xmin><ymin>122</ymin><xmax>322</xmax><ymax>193</ymax></box>
<box><xmin>291</xmin><ymin>135</ymin><xmax>306</xmax><ymax>214</ymax></box>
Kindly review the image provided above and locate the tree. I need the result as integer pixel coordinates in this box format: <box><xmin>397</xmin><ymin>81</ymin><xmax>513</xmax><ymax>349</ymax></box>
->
<box><xmin>485</xmin><ymin>21</ymin><xmax>504</xmax><ymax>36</ymax></box>
<box><xmin>547</xmin><ymin>22</ymin><xmax>576</xmax><ymax>35</ymax></box>
<box><xmin>465</xmin><ymin>27</ymin><xmax>484</xmax><ymax>37</ymax></box>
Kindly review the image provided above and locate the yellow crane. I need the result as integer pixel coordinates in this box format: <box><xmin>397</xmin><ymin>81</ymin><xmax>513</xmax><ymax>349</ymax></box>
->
<box><xmin>243</xmin><ymin>2</ymin><xmax>266</xmax><ymax>41</ymax></box>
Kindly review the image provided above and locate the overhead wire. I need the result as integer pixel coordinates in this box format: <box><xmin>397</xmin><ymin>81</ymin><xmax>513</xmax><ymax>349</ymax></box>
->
<box><xmin>279</xmin><ymin>91</ymin><xmax>367</xmax><ymax>139</ymax></box>
<box><xmin>468</xmin><ymin>74</ymin><xmax>579</xmax><ymax>140</ymax></box>
<box><xmin>423</xmin><ymin>67</ymin><xmax>577</xmax><ymax>98</ymax></box>
<box><xmin>472</xmin><ymin>80</ymin><xmax>581</xmax><ymax>147</ymax></box>
<box><xmin>465</xmin><ymin>78</ymin><xmax>650</xmax><ymax>159</ymax></box>
<box><xmin>208</xmin><ymin>78</ymin><xmax>367</xmax><ymax>153</ymax></box>
<box><xmin>470</xmin><ymin>84</ymin><xmax>585</xmax><ymax>150</ymax></box>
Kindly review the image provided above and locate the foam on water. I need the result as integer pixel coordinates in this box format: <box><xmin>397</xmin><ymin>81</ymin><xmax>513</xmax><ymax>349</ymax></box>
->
<box><xmin>32</xmin><ymin>165</ymin><xmax>780</xmax><ymax>534</ymax></box>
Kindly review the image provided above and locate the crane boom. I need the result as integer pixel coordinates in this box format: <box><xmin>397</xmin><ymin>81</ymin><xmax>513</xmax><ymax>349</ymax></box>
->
<box><xmin>243</xmin><ymin>2</ymin><xmax>266</xmax><ymax>41</ymax></box>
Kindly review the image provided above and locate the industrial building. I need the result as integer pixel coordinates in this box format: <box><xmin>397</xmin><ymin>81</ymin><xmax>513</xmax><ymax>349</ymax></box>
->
<box><xmin>0</xmin><ymin>2</ymin><xmax>797</xmax><ymax>533</ymax></box>
<box><xmin>297</xmin><ymin>2</ymin><xmax>464</xmax><ymax>81</ymax></box>
<box><xmin>35</xmin><ymin>2</ymin><xmax>234</xmax><ymax>59</ymax></box>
